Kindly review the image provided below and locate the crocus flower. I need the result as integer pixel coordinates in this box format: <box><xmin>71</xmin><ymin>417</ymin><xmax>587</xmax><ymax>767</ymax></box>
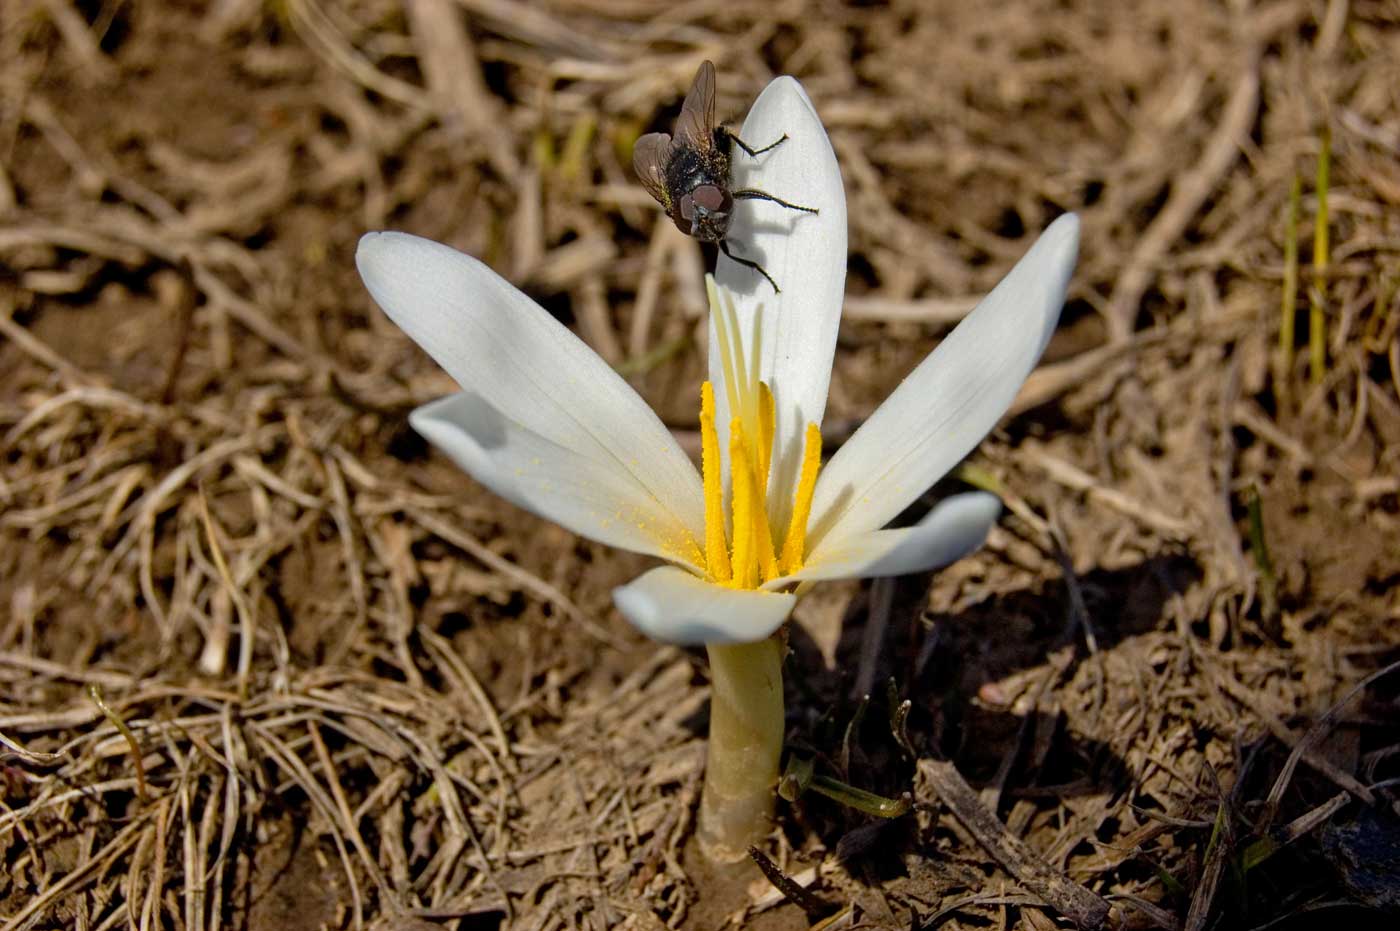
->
<box><xmin>357</xmin><ymin>73</ymin><xmax>1078</xmax><ymax>860</ymax></box>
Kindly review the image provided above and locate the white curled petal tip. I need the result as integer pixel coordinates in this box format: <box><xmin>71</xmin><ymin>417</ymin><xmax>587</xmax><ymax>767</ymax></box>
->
<box><xmin>410</xmin><ymin>395</ymin><xmax>705</xmax><ymax>570</ymax></box>
<box><xmin>409</xmin><ymin>395</ymin><xmax>523</xmax><ymax>507</ymax></box>
<box><xmin>807</xmin><ymin>215</ymin><xmax>1078</xmax><ymax>547</ymax></box>
<box><xmin>711</xmin><ymin>73</ymin><xmax>847</xmax><ymax>510</ymax></box>
<box><xmin>357</xmin><ymin>231</ymin><xmax>706</xmax><ymax>550</ymax></box>
<box><xmin>768</xmin><ymin>492</ymin><xmax>1002</xmax><ymax>586</ymax></box>
<box><xmin>719</xmin><ymin>74</ymin><xmax>846</xmax><ymax>308</ymax></box>
<box><xmin>613</xmin><ymin>566</ymin><xmax>797</xmax><ymax>646</ymax></box>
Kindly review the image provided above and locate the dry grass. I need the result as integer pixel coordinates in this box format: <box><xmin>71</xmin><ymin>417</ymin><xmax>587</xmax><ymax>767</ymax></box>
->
<box><xmin>2</xmin><ymin>1</ymin><xmax>1399</xmax><ymax>929</ymax></box>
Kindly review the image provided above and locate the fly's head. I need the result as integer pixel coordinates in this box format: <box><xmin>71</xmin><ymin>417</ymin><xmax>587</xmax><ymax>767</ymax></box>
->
<box><xmin>678</xmin><ymin>183</ymin><xmax>733</xmax><ymax>242</ymax></box>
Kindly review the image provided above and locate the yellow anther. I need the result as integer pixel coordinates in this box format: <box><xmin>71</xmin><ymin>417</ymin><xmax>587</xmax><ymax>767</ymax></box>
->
<box><xmin>780</xmin><ymin>422</ymin><xmax>823</xmax><ymax>575</ymax></box>
<box><xmin>757</xmin><ymin>382</ymin><xmax>775</xmax><ymax>495</ymax></box>
<box><xmin>699</xmin><ymin>276</ymin><xmax>813</xmax><ymax>589</ymax></box>
<box><xmin>700</xmin><ymin>382</ymin><xmax>731</xmax><ymax>583</ymax></box>
<box><xmin>728</xmin><ymin>419</ymin><xmax>755</xmax><ymax>589</ymax></box>
<box><xmin>751</xmin><ymin>477</ymin><xmax>778</xmax><ymax>586</ymax></box>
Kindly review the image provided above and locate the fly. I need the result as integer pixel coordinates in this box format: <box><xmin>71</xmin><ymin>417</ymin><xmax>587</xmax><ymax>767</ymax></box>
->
<box><xmin>633</xmin><ymin>60</ymin><xmax>817</xmax><ymax>293</ymax></box>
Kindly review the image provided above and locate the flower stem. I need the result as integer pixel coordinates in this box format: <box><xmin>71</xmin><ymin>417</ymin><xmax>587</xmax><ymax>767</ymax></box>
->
<box><xmin>699</xmin><ymin>636</ymin><xmax>785</xmax><ymax>862</ymax></box>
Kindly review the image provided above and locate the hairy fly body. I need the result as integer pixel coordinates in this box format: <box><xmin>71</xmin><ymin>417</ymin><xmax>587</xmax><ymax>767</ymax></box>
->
<box><xmin>633</xmin><ymin>61</ymin><xmax>817</xmax><ymax>293</ymax></box>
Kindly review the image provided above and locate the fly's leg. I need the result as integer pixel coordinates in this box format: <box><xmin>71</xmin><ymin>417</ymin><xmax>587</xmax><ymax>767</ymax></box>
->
<box><xmin>725</xmin><ymin>131</ymin><xmax>819</xmax><ymax>215</ymax></box>
<box><xmin>727</xmin><ymin>130</ymin><xmax>788</xmax><ymax>157</ymax></box>
<box><xmin>733</xmin><ymin>189</ymin><xmax>819</xmax><ymax>215</ymax></box>
<box><xmin>719</xmin><ymin>239</ymin><xmax>780</xmax><ymax>294</ymax></box>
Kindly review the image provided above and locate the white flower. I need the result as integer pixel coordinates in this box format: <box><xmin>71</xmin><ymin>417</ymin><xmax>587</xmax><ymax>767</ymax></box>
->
<box><xmin>357</xmin><ymin>75</ymin><xmax>1079</xmax><ymax>646</ymax></box>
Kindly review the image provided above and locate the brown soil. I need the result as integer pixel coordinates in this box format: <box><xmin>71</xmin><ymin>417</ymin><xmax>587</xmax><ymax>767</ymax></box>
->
<box><xmin>2</xmin><ymin>1</ymin><xmax>1399</xmax><ymax>929</ymax></box>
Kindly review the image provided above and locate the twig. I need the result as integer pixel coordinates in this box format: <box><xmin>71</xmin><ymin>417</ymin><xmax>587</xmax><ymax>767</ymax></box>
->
<box><xmin>454</xmin><ymin>0</ymin><xmax>616</xmax><ymax>60</ymax></box>
<box><xmin>843</xmin><ymin>294</ymin><xmax>975</xmax><ymax>324</ymax></box>
<box><xmin>627</xmin><ymin>219</ymin><xmax>679</xmax><ymax>360</ymax></box>
<box><xmin>1244</xmin><ymin>486</ymin><xmax>1279</xmax><ymax>627</ymax></box>
<box><xmin>0</xmin><ymin>812</ymin><xmax>153</xmax><ymax>931</ymax></box>
<box><xmin>1310</xmin><ymin>124</ymin><xmax>1331</xmax><ymax>385</ymax></box>
<box><xmin>1183</xmin><ymin>789</ymin><xmax>1233</xmax><ymax>931</ymax></box>
<box><xmin>197</xmin><ymin>490</ymin><xmax>255</xmax><ymax>699</ymax></box>
<box><xmin>917</xmin><ymin>759</ymin><xmax>1111</xmax><ymax>929</ymax></box>
<box><xmin>418</xmin><ymin>626</ymin><xmax>519</xmax><ymax>776</ymax></box>
<box><xmin>1260</xmin><ymin>657</ymin><xmax>1400</xmax><ymax>829</ymax></box>
<box><xmin>86</xmin><ymin>685</ymin><xmax>150</xmax><ymax>804</ymax></box>
<box><xmin>405</xmin><ymin>0</ymin><xmax>518</xmax><ymax>178</ymax></box>
<box><xmin>0</xmin><ymin>728</ymin><xmax>64</xmax><ymax>766</ymax></box>
<box><xmin>250</xmin><ymin>721</ymin><xmax>367</xmax><ymax>930</ymax></box>
<box><xmin>37</xmin><ymin>0</ymin><xmax>117</xmax><ymax>83</ymax></box>
<box><xmin>307</xmin><ymin>721</ymin><xmax>396</xmax><ymax>902</ymax></box>
<box><xmin>1023</xmin><ymin>448</ymin><xmax>1192</xmax><ymax>540</ymax></box>
<box><xmin>408</xmin><ymin>508</ymin><xmax>621</xmax><ymax>647</ymax></box>
<box><xmin>747</xmin><ymin>846</ymin><xmax>826</xmax><ymax>920</ymax></box>
<box><xmin>573</xmin><ymin>275</ymin><xmax>623</xmax><ymax>364</ymax></box>
<box><xmin>852</xmin><ymin>576</ymin><xmax>894</xmax><ymax>700</ymax></box>
<box><xmin>0</xmin><ymin>295</ymin><xmax>100</xmax><ymax>389</ymax></box>
<box><xmin>1204</xmin><ymin>655</ymin><xmax>1375</xmax><ymax>808</ymax></box>
<box><xmin>1104</xmin><ymin>57</ymin><xmax>1260</xmax><ymax>342</ymax></box>
<box><xmin>1046</xmin><ymin>517</ymin><xmax>1097</xmax><ymax>653</ymax></box>
<box><xmin>287</xmin><ymin>0</ymin><xmax>429</xmax><ymax>111</ymax></box>
<box><xmin>1278</xmin><ymin>175</ymin><xmax>1301</xmax><ymax>379</ymax></box>
<box><xmin>1243</xmin><ymin>791</ymin><xmax>1350</xmax><ymax>871</ymax></box>
<box><xmin>158</xmin><ymin>261</ymin><xmax>198</xmax><ymax>405</ymax></box>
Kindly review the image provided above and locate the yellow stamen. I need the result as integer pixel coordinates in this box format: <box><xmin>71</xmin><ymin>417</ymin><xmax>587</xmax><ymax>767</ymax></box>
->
<box><xmin>698</xmin><ymin>275</ymin><xmax>823</xmax><ymax>589</ymax></box>
<box><xmin>757</xmin><ymin>382</ymin><xmax>775</xmax><ymax>495</ymax></box>
<box><xmin>728</xmin><ymin>419</ymin><xmax>755</xmax><ymax>589</ymax></box>
<box><xmin>780</xmin><ymin>422</ymin><xmax>823</xmax><ymax>575</ymax></box>
<box><xmin>751</xmin><ymin>472</ymin><xmax>778</xmax><ymax>585</ymax></box>
<box><xmin>700</xmin><ymin>382</ymin><xmax>731</xmax><ymax>583</ymax></box>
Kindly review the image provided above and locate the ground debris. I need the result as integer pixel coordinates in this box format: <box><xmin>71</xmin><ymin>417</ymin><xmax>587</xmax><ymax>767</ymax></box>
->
<box><xmin>918</xmin><ymin>759</ymin><xmax>1112</xmax><ymax>928</ymax></box>
<box><xmin>3</xmin><ymin>1</ymin><xmax>1399</xmax><ymax>929</ymax></box>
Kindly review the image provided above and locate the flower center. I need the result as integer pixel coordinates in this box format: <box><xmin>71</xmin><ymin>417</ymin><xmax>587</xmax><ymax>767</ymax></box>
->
<box><xmin>698</xmin><ymin>278</ymin><xmax>822</xmax><ymax>589</ymax></box>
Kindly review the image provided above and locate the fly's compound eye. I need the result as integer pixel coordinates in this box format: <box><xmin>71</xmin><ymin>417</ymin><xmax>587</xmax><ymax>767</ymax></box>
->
<box><xmin>691</xmin><ymin>184</ymin><xmax>727</xmax><ymax>214</ymax></box>
<box><xmin>678</xmin><ymin>193</ymin><xmax>707</xmax><ymax>238</ymax></box>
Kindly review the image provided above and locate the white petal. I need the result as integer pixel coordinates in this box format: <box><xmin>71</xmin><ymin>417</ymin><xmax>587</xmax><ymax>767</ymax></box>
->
<box><xmin>710</xmin><ymin>75</ymin><xmax>847</xmax><ymax>532</ymax></box>
<box><xmin>412</xmin><ymin>395</ymin><xmax>704</xmax><ymax>569</ymax></box>
<box><xmin>807</xmin><ymin>215</ymin><xmax>1079</xmax><ymax>548</ymax></box>
<box><xmin>613</xmin><ymin>566</ymin><xmax>797</xmax><ymax>645</ymax></box>
<box><xmin>782</xmin><ymin>492</ymin><xmax>1001</xmax><ymax>584</ymax></box>
<box><xmin>358</xmin><ymin>232</ymin><xmax>706</xmax><ymax>562</ymax></box>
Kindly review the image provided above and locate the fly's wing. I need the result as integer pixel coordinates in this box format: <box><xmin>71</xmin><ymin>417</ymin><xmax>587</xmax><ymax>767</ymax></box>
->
<box><xmin>673</xmin><ymin>60</ymin><xmax>717</xmax><ymax>152</ymax></box>
<box><xmin>632</xmin><ymin>132</ymin><xmax>674</xmax><ymax>208</ymax></box>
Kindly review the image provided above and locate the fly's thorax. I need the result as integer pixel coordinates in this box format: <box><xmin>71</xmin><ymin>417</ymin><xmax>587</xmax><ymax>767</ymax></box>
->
<box><xmin>665</xmin><ymin>145</ymin><xmax>733</xmax><ymax>242</ymax></box>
